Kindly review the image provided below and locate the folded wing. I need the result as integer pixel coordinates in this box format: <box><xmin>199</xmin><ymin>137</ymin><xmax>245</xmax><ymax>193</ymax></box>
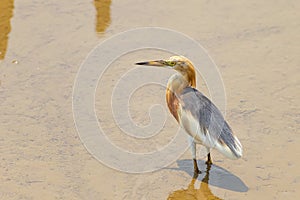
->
<box><xmin>179</xmin><ymin>87</ymin><xmax>242</xmax><ymax>159</ymax></box>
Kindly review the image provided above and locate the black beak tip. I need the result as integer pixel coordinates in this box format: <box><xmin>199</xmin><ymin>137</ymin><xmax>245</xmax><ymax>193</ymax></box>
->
<box><xmin>135</xmin><ymin>62</ymin><xmax>148</xmax><ymax>65</ymax></box>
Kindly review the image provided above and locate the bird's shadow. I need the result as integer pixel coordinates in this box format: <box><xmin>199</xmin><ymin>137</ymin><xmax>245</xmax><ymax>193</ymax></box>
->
<box><xmin>166</xmin><ymin>159</ymin><xmax>248</xmax><ymax>192</ymax></box>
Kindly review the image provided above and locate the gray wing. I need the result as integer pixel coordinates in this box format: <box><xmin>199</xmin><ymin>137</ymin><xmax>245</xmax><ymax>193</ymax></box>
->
<box><xmin>180</xmin><ymin>87</ymin><xmax>239</xmax><ymax>157</ymax></box>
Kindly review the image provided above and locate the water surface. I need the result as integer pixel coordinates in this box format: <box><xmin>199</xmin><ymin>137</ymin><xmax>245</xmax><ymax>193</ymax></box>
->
<box><xmin>0</xmin><ymin>0</ymin><xmax>299</xmax><ymax>199</ymax></box>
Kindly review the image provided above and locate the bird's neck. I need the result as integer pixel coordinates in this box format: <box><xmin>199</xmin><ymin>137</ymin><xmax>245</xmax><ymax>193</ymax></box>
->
<box><xmin>167</xmin><ymin>72</ymin><xmax>196</xmax><ymax>95</ymax></box>
<box><xmin>175</xmin><ymin>64</ymin><xmax>196</xmax><ymax>90</ymax></box>
<box><xmin>165</xmin><ymin>71</ymin><xmax>196</xmax><ymax>122</ymax></box>
<box><xmin>182</xmin><ymin>69</ymin><xmax>196</xmax><ymax>88</ymax></box>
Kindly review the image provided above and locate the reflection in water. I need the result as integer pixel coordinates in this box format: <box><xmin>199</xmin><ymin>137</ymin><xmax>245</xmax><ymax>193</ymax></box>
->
<box><xmin>94</xmin><ymin>0</ymin><xmax>111</xmax><ymax>34</ymax></box>
<box><xmin>0</xmin><ymin>0</ymin><xmax>14</xmax><ymax>60</ymax></box>
<box><xmin>166</xmin><ymin>160</ymin><xmax>248</xmax><ymax>199</ymax></box>
<box><xmin>167</xmin><ymin>164</ymin><xmax>223</xmax><ymax>200</ymax></box>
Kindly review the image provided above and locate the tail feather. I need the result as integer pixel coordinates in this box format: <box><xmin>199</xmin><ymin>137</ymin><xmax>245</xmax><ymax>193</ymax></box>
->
<box><xmin>215</xmin><ymin>135</ymin><xmax>243</xmax><ymax>159</ymax></box>
<box><xmin>233</xmin><ymin>135</ymin><xmax>243</xmax><ymax>158</ymax></box>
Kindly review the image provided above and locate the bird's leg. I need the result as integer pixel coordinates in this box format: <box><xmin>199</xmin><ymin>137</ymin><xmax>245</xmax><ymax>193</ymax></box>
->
<box><xmin>205</xmin><ymin>147</ymin><xmax>213</xmax><ymax>165</ymax></box>
<box><xmin>193</xmin><ymin>158</ymin><xmax>200</xmax><ymax>178</ymax></box>
<box><xmin>206</xmin><ymin>153</ymin><xmax>213</xmax><ymax>165</ymax></box>
<box><xmin>189</xmin><ymin>137</ymin><xmax>200</xmax><ymax>176</ymax></box>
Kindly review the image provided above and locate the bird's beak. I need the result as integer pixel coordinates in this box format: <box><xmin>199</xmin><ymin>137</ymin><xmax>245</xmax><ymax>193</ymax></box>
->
<box><xmin>135</xmin><ymin>60</ymin><xmax>168</xmax><ymax>67</ymax></box>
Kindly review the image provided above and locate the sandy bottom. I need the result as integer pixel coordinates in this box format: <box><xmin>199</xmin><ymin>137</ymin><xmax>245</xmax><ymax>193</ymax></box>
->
<box><xmin>0</xmin><ymin>0</ymin><xmax>299</xmax><ymax>199</ymax></box>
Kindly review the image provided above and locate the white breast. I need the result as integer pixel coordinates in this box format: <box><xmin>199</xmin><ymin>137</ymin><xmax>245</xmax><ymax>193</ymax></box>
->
<box><xmin>178</xmin><ymin>106</ymin><xmax>212</xmax><ymax>146</ymax></box>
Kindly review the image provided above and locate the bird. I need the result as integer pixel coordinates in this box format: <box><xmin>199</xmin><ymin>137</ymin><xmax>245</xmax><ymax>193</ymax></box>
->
<box><xmin>135</xmin><ymin>56</ymin><xmax>242</xmax><ymax>175</ymax></box>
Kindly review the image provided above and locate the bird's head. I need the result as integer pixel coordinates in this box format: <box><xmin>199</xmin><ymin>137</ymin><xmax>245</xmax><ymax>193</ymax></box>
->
<box><xmin>135</xmin><ymin>55</ymin><xmax>194</xmax><ymax>72</ymax></box>
<box><xmin>136</xmin><ymin>55</ymin><xmax>196</xmax><ymax>86</ymax></box>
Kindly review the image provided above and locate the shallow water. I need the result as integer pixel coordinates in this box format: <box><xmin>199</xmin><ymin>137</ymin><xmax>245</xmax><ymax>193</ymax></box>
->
<box><xmin>0</xmin><ymin>0</ymin><xmax>299</xmax><ymax>199</ymax></box>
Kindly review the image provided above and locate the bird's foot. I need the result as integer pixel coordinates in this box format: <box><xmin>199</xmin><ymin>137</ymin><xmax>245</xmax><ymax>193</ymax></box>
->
<box><xmin>193</xmin><ymin>168</ymin><xmax>201</xmax><ymax>178</ymax></box>
<box><xmin>205</xmin><ymin>153</ymin><xmax>213</xmax><ymax>166</ymax></box>
<box><xmin>205</xmin><ymin>160</ymin><xmax>213</xmax><ymax>166</ymax></box>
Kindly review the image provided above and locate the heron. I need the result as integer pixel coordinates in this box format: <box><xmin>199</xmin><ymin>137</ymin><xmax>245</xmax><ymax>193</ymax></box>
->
<box><xmin>136</xmin><ymin>56</ymin><xmax>242</xmax><ymax>175</ymax></box>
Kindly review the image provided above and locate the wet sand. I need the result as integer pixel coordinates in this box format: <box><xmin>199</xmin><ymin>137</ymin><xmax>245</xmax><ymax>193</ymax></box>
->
<box><xmin>0</xmin><ymin>0</ymin><xmax>299</xmax><ymax>199</ymax></box>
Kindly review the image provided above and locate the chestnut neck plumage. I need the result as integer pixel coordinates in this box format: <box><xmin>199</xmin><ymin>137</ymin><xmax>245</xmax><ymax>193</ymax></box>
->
<box><xmin>165</xmin><ymin>64</ymin><xmax>196</xmax><ymax>122</ymax></box>
<box><xmin>167</xmin><ymin>64</ymin><xmax>196</xmax><ymax>95</ymax></box>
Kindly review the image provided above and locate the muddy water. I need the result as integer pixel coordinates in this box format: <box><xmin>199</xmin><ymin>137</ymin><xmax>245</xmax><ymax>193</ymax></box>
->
<box><xmin>0</xmin><ymin>0</ymin><xmax>299</xmax><ymax>199</ymax></box>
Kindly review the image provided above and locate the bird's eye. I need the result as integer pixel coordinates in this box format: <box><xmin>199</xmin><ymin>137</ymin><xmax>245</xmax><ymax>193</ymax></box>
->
<box><xmin>168</xmin><ymin>61</ymin><xmax>176</xmax><ymax>66</ymax></box>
